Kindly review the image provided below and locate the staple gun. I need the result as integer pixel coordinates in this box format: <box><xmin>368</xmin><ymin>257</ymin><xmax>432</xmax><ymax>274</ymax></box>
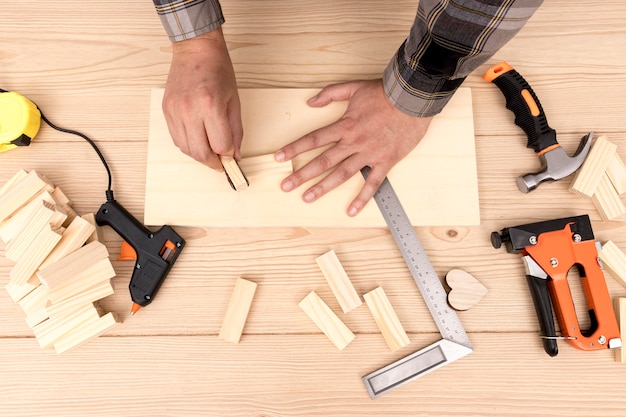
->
<box><xmin>491</xmin><ymin>215</ymin><xmax>621</xmax><ymax>356</ymax></box>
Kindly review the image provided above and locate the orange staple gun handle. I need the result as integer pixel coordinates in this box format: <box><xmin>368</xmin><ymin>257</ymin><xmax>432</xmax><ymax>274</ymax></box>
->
<box><xmin>524</xmin><ymin>223</ymin><xmax>620</xmax><ymax>351</ymax></box>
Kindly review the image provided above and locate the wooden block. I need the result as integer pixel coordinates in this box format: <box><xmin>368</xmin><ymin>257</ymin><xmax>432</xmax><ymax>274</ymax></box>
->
<box><xmin>445</xmin><ymin>269</ymin><xmax>489</xmax><ymax>311</ymax></box>
<box><xmin>0</xmin><ymin>169</ymin><xmax>28</xmax><ymax>197</ymax></box>
<box><xmin>315</xmin><ymin>250</ymin><xmax>362</xmax><ymax>313</ymax></box>
<box><xmin>606</xmin><ymin>152</ymin><xmax>626</xmax><ymax>194</ymax></box>
<box><xmin>8</xmin><ymin>224</ymin><xmax>63</xmax><ymax>287</ymax></box>
<box><xmin>0</xmin><ymin>190</ymin><xmax>57</xmax><ymax>244</ymax></box>
<box><xmin>46</xmin><ymin>258</ymin><xmax>115</xmax><ymax>303</ymax></box>
<box><xmin>4</xmin><ymin>281</ymin><xmax>38</xmax><ymax>303</ymax></box>
<box><xmin>53</xmin><ymin>312</ymin><xmax>119</xmax><ymax>354</ymax></box>
<box><xmin>18</xmin><ymin>284</ymin><xmax>50</xmax><ymax>317</ymax></box>
<box><xmin>81</xmin><ymin>213</ymin><xmax>103</xmax><ymax>243</ymax></box>
<box><xmin>614</xmin><ymin>298</ymin><xmax>626</xmax><ymax>363</ymax></box>
<box><xmin>220</xmin><ymin>156</ymin><xmax>249</xmax><ymax>191</ymax></box>
<box><xmin>363</xmin><ymin>287</ymin><xmax>410</xmax><ymax>351</ymax></box>
<box><xmin>571</xmin><ymin>136</ymin><xmax>617</xmax><ymax>198</ymax></box>
<box><xmin>38</xmin><ymin>215</ymin><xmax>96</xmax><ymax>271</ymax></box>
<box><xmin>599</xmin><ymin>240</ymin><xmax>626</xmax><ymax>289</ymax></box>
<box><xmin>219</xmin><ymin>278</ymin><xmax>258</xmax><ymax>344</ymax></box>
<box><xmin>145</xmin><ymin>87</ymin><xmax>480</xmax><ymax>227</ymax></box>
<box><xmin>237</xmin><ymin>153</ymin><xmax>293</xmax><ymax>178</ymax></box>
<box><xmin>298</xmin><ymin>291</ymin><xmax>355</xmax><ymax>351</ymax></box>
<box><xmin>0</xmin><ymin>169</ymin><xmax>51</xmax><ymax>223</ymax></box>
<box><xmin>591</xmin><ymin>173</ymin><xmax>626</xmax><ymax>220</ymax></box>
<box><xmin>33</xmin><ymin>303</ymin><xmax>100</xmax><ymax>348</ymax></box>
<box><xmin>45</xmin><ymin>280</ymin><xmax>114</xmax><ymax>320</ymax></box>
<box><xmin>37</xmin><ymin>241</ymin><xmax>109</xmax><ymax>289</ymax></box>
<box><xmin>4</xmin><ymin>200</ymin><xmax>56</xmax><ymax>262</ymax></box>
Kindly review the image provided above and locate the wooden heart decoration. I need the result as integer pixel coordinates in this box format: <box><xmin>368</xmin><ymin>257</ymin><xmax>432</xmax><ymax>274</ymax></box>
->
<box><xmin>445</xmin><ymin>269</ymin><xmax>488</xmax><ymax>311</ymax></box>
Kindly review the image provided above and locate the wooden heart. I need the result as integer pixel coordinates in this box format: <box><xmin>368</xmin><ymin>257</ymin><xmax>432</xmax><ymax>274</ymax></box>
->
<box><xmin>445</xmin><ymin>269</ymin><xmax>488</xmax><ymax>311</ymax></box>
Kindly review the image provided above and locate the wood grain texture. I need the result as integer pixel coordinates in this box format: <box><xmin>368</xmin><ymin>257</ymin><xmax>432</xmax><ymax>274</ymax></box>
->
<box><xmin>145</xmin><ymin>87</ymin><xmax>480</xmax><ymax>227</ymax></box>
<box><xmin>1</xmin><ymin>0</ymin><xmax>626</xmax><ymax>415</ymax></box>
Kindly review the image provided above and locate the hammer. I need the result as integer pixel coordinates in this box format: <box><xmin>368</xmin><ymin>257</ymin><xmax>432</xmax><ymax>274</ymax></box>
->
<box><xmin>483</xmin><ymin>62</ymin><xmax>592</xmax><ymax>193</ymax></box>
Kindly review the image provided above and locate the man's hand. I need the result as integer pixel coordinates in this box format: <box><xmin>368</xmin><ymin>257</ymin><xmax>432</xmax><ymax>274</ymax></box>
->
<box><xmin>275</xmin><ymin>79</ymin><xmax>432</xmax><ymax>217</ymax></box>
<box><xmin>162</xmin><ymin>28</ymin><xmax>243</xmax><ymax>170</ymax></box>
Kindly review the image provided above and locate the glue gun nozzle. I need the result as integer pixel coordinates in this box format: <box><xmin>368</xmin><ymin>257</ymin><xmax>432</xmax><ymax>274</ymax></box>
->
<box><xmin>130</xmin><ymin>303</ymin><xmax>142</xmax><ymax>316</ymax></box>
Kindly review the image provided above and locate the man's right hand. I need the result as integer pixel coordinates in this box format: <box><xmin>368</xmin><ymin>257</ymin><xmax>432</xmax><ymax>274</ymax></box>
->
<box><xmin>162</xmin><ymin>27</ymin><xmax>243</xmax><ymax>170</ymax></box>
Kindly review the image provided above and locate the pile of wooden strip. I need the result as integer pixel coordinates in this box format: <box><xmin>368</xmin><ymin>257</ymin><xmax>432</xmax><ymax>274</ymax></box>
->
<box><xmin>0</xmin><ymin>169</ymin><xmax>119</xmax><ymax>353</ymax></box>
<box><xmin>570</xmin><ymin>135</ymin><xmax>626</xmax><ymax>220</ymax></box>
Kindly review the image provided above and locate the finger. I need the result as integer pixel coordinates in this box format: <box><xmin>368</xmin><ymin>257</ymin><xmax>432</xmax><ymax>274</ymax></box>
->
<box><xmin>281</xmin><ymin>143</ymin><xmax>352</xmax><ymax>192</ymax></box>
<box><xmin>308</xmin><ymin>81</ymin><xmax>358</xmax><ymax>107</ymax></box>
<box><xmin>228</xmin><ymin>95</ymin><xmax>244</xmax><ymax>160</ymax></box>
<box><xmin>346</xmin><ymin>165</ymin><xmax>387</xmax><ymax>217</ymax></box>
<box><xmin>298</xmin><ymin>154</ymin><xmax>365</xmax><ymax>203</ymax></box>
<box><xmin>276</xmin><ymin>121</ymin><xmax>344</xmax><ymax>164</ymax></box>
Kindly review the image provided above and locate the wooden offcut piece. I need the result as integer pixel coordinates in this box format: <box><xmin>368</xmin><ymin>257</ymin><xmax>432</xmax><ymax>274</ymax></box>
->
<box><xmin>599</xmin><ymin>240</ymin><xmax>626</xmax><ymax>289</ymax></box>
<box><xmin>53</xmin><ymin>312</ymin><xmax>119</xmax><ymax>354</ymax></box>
<box><xmin>145</xmin><ymin>87</ymin><xmax>479</xmax><ymax>227</ymax></box>
<box><xmin>0</xmin><ymin>169</ymin><xmax>51</xmax><ymax>223</ymax></box>
<box><xmin>220</xmin><ymin>156</ymin><xmax>249</xmax><ymax>191</ymax></box>
<box><xmin>571</xmin><ymin>136</ymin><xmax>617</xmax><ymax>198</ymax></box>
<box><xmin>315</xmin><ymin>250</ymin><xmax>362</xmax><ymax>313</ymax></box>
<box><xmin>363</xmin><ymin>287</ymin><xmax>410</xmax><ymax>351</ymax></box>
<box><xmin>299</xmin><ymin>291</ymin><xmax>355</xmax><ymax>351</ymax></box>
<box><xmin>219</xmin><ymin>278</ymin><xmax>258</xmax><ymax>344</ymax></box>
<box><xmin>591</xmin><ymin>174</ymin><xmax>626</xmax><ymax>221</ymax></box>
<box><xmin>615</xmin><ymin>298</ymin><xmax>626</xmax><ymax>363</ymax></box>
<box><xmin>606</xmin><ymin>152</ymin><xmax>626</xmax><ymax>195</ymax></box>
<box><xmin>37</xmin><ymin>241</ymin><xmax>109</xmax><ymax>289</ymax></box>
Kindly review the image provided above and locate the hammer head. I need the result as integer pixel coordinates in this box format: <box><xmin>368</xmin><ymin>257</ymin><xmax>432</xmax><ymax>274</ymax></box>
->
<box><xmin>517</xmin><ymin>132</ymin><xmax>593</xmax><ymax>193</ymax></box>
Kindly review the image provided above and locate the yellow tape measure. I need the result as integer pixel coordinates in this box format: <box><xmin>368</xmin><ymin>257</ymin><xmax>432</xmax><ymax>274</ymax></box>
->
<box><xmin>0</xmin><ymin>91</ymin><xmax>41</xmax><ymax>153</ymax></box>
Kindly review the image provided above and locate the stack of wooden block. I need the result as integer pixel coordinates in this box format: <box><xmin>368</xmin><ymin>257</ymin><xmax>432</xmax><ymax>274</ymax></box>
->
<box><xmin>570</xmin><ymin>135</ymin><xmax>626</xmax><ymax>220</ymax></box>
<box><xmin>0</xmin><ymin>169</ymin><xmax>119</xmax><ymax>353</ymax></box>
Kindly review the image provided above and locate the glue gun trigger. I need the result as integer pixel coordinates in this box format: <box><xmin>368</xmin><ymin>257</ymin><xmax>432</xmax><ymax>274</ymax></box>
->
<box><xmin>118</xmin><ymin>241</ymin><xmax>137</xmax><ymax>261</ymax></box>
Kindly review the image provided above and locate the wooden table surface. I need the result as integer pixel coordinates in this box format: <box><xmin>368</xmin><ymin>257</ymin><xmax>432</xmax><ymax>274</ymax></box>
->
<box><xmin>2</xmin><ymin>1</ymin><xmax>626</xmax><ymax>416</ymax></box>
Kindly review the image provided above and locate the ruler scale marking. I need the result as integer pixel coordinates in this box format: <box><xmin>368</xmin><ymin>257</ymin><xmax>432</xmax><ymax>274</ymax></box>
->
<box><xmin>361</xmin><ymin>167</ymin><xmax>472</xmax><ymax>399</ymax></box>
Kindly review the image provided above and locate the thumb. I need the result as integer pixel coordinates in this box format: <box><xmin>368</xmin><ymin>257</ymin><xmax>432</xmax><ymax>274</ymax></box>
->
<box><xmin>308</xmin><ymin>81</ymin><xmax>358</xmax><ymax>107</ymax></box>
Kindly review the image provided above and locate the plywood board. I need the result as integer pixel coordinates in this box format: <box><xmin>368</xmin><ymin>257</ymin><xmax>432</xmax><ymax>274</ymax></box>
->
<box><xmin>145</xmin><ymin>87</ymin><xmax>479</xmax><ymax>227</ymax></box>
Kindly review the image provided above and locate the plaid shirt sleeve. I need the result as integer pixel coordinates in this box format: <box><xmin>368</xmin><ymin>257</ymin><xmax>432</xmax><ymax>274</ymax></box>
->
<box><xmin>384</xmin><ymin>0</ymin><xmax>544</xmax><ymax>117</ymax></box>
<box><xmin>152</xmin><ymin>0</ymin><xmax>224</xmax><ymax>42</ymax></box>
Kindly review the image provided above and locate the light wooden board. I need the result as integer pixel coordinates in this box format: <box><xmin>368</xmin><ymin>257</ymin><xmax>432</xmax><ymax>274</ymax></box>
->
<box><xmin>145</xmin><ymin>87</ymin><xmax>479</xmax><ymax>227</ymax></box>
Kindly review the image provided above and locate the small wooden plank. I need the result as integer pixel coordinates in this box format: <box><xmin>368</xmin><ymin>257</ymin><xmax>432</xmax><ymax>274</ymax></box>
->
<box><xmin>219</xmin><ymin>278</ymin><xmax>258</xmax><ymax>344</ymax></box>
<box><xmin>571</xmin><ymin>135</ymin><xmax>617</xmax><ymax>198</ymax></box>
<box><xmin>8</xmin><ymin>224</ymin><xmax>63</xmax><ymax>287</ymax></box>
<box><xmin>53</xmin><ymin>312</ymin><xmax>119</xmax><ymax>354</ymax></box>
<box><xmin>0</xmin><ymin>190</ymin><xmax>56</xmax><ymax>244</ymax></box>
<box><xmin>81</xmin><ymin>213</ymin><xmax>103</xmax><ymax>243</ymax></box>
<box><xmin>18</xmin><ymin>284</ymin><xmax>49</xmax><ymax>317</ymax></box>
<box><xmin>37</xmin><ymin>216</ymin><xmax>96</xmax><ymax>271</ymax></box>
<box><xmin>45</xmin><ymin>258</ymin><xmax>115</xmax><ymax>304</ymax></box>
<box><xmin>32</xmin><ymin>303</ymin><xmax>100</xmax><ymax>348</ymax></box>
<box><xmin>37</xmin><ymin>241</ymin><xmax>109</xmax><ymax>289</ymax></box>
<box><xmin>220</xmin><ymin>156</ymin><xmax>249</xmax><ymax>191</ymax></box>
<box><xmin>315</xmin><ymin>250</ymin><xmax>362</xmax><ymax>313</ymax></box>
<box><xmin>237</xmin><ymin>153</ymin><xmax>293</xmax><ymax>178</ymax></box>
<box><xmin>615</xmin><ymin>298</ymin><xmax>626</xmax><ymax>363</ymax></box>
<box><xmin>25</xmin><ymin>280</ymin><xmax>115</xmax><ymax>328</ymax></box>
<box><xmin>363</xmin><ymin>287</ymin><xmax>410</xmax><ymax>351</ymax></box>
<box><xmin>0</xmin><ymin>169</ymin><xmax>28</xmax><ymax>197</ymax></box>
<box><xmin>599</xmin><ymin>240</ymin><xmax>626</xmax><ymax>289</ymax></box>
<box><xmin>4</xmin><ymin>281</ymin><xmax>38</xmax><ymax>303</ymax></box>
<box><xmin>298</xmin><ymin>291</ymin><xmax>355</xmax><ymax>351</ymax></box>
<box><xmin>591</xmin><ymin>173</ymin><xmax>626</xmax><ymax>220</ymax></box>
<box><xmin>606</xmin><ymin>152</ymin><xmax>626</xmax><ymax>194</ymax></box>
<box><xmin>4</xmin><ymin>200</ymin><xmax>56</xmax><ymax>262</ymax></box>
<box><xmin>0</xmin><ymin>170</ymin><xmax>51</xmax><ymax>223</ymax></box>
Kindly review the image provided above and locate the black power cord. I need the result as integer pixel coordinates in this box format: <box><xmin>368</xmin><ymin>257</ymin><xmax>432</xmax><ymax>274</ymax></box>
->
<box><xmin>1</xmin><ymin>88</ymin><xmax>114</xmax><ymax>201</ymax></box>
